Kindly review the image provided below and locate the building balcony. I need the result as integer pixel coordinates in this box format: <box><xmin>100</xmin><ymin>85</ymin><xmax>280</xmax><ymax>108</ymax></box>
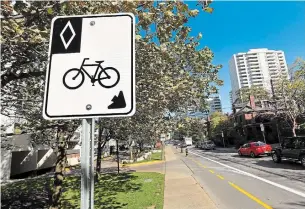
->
<box><xmin>248</xmin><ymin>62</ymin><xmax>259</xmax><ymax>65</ymax></box>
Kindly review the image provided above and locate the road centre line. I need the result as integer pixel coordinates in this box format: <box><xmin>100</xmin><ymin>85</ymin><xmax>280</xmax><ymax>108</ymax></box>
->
<box><xmin>229</xmin><ymin>182</ymin><xmax>273</xmax><ymax>209</ymax></box>
<box><xmin>217</xmin><ymin>175</ymin><xmax>224</xmax><ymax>180</ymax></box>
<box><xmin>189</xmin><ymin>157</ymin><xmax>206</xmax><ymax>168</ymax></box>
<box><xmin>209</xmin><ymin>169</ymin><xmax>215</xmax><ymax>174</ymax></box>
<box><xmin>190</xmin><ymin>150</ymin><xmax>305</xmax><ymax>198</ymax></box>
<box><xmin>191</xmin><ymin>157</ymin><xmax>225</xmax><ymax>179</ymax></box>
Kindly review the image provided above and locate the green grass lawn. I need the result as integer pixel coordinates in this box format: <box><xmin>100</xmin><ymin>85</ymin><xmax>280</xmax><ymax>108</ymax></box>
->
<box><xmin>1</xmin><ymin>172</ymin><xmax>165</xmax><ymax>209</ymax></box>
<box><xmin>150</xmin><ymin>151</ymin><xmax>163</xmax><ymax>161</ymax></box>
<box><xmin>127</xmin><ymin>150</ymin><xmax>163</xmax><ymax>164</ymax></box>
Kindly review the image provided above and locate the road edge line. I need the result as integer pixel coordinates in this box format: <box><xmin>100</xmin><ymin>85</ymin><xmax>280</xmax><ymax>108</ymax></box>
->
<box><xmin>190</xmin><ymin>151</ymin><xmax>305</xmax><ymax>198</ymax></box>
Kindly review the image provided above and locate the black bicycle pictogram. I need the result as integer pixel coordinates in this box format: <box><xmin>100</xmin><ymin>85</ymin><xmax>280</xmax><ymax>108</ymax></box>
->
<box><xmin>62</xmin><ymin>58</ymin><xmax>120</xmax><ymax>90</ymax></box>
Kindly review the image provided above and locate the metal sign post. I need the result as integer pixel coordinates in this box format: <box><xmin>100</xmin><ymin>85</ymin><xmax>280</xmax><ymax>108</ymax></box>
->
<box><xmin>81</xmin><ymin>119</ymin><xmax>95</xmax><ymax>209</ymax></box>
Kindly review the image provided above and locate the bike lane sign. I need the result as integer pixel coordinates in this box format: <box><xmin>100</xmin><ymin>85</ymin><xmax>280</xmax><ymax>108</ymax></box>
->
<box><xmin>43</xmin><ymin>13</ymin><xmax>135</xmax><ymax>120</ymax></box>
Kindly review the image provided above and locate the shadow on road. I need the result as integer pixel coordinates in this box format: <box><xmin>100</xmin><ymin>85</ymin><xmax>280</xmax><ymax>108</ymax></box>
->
<box><xmin>276</xmin><ymin>201</ymin><xmax>305</xmax><ymax>209</ymax></box>
<box><xmin>254</xmin><ymin>160</ymin><xmax>304</xmax><ymax>170</ymax></box>
<box><xmin>191</xmin><ymin>148</ymin><xmax>237</xmax><ymax>154</ymax></box>
<box><xmin>231</xmin><ymin>154</ymin><xmax>268</xmax><ymax>158</ymax></box>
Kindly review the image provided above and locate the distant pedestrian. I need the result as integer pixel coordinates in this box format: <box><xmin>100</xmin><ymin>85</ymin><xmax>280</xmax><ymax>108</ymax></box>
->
<box><xmin>185</xmin><ymin>148</ymin><xmax>188</xmax><ymax>157</ymax></box>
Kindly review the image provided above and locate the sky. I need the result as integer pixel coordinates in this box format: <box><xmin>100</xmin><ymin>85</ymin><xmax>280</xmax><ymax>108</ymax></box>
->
<box><xmin>186</xmin><ymin>1</ymin><xmax>305</xmax><ymax>113</ymax></box>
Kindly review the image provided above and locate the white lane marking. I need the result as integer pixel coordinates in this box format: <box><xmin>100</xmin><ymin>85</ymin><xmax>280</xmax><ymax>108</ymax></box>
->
<box><xmin>190</xmin><ymin>150</ymin><xmax>305</xmax><ymax>198</ymax></box>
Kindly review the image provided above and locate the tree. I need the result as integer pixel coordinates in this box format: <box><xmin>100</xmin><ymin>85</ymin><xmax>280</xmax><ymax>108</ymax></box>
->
<box><xmin>210</xmin><ymin>111</ymin><xmax>229</xmax><ymax>136</ymax></box>
<box><xmin>278</xmin><ymin>58</ymin><xmax>305</xmax><ymax>136</ymax></box>
<box><xmin>175</xmin><ymin>117</ymin><xmax>206</xmax><ymax>141</ymax></box>
<box><xmin>1</xmin><ymin>1</ymin><xmax>221</xmax><ymax>208</ymax></box>
<box><xmin>235</xmin><ymin>86</ymin><xmax>270</xmax><ymax>102</ymax></box>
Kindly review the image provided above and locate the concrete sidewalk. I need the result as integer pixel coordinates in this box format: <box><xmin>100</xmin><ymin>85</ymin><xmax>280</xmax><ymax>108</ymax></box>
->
<box><xmin>164</xmin><ymin>146</ymin><xmax>217</xmax><ymax>209</ymax></box>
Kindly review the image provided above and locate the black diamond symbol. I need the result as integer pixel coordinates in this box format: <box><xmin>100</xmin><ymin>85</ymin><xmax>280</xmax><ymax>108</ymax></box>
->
<box><xmin>60</xmin><ymin>21</ymin><xmax>76</xmax><ymax>49</ymax></box>
<box><xmin>62</xmin><ymin>28</ymin><xmax>73</xmax><ymax>44</ymax></box>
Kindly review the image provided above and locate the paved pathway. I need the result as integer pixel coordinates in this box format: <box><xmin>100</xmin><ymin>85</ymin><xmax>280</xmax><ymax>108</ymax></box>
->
<box><xmin>163</xmin><ymin>146</ymin><xmax>218</xmax><ymax>209</ymax></box>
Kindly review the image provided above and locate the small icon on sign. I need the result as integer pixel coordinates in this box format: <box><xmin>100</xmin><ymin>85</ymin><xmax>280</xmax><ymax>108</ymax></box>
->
<box><xmin>108</xmin><ymin>91</ymin><xmax>126</xmax><ymax>109</ymax></box>
<box><xmin>60</xmin><ymin>21</ymin><xmax>76</xmax><ymax>50</ymax></box>
<box><xmin>62</xmin><ymin>58</ymin><xmax>120</xmax><ymax>90</ymax></box>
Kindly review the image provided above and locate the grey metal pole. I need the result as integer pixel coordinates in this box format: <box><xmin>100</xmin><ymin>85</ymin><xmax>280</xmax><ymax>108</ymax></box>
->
<box><xmin>81</xmin><ymin>119</ymin><xmax>95</xmax><ymax>209</ymax></box>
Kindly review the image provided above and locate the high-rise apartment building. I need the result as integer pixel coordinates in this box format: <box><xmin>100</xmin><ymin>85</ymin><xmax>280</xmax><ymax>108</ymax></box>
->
<box><xmin>229</xmin><ymin>48</ymin><xmax>289</xmax><ymax>103</ymax></box>
<box><xmin>208</xmin><ymin>94</ymin><xmax>222</xmax><ymax>114</ymax></box>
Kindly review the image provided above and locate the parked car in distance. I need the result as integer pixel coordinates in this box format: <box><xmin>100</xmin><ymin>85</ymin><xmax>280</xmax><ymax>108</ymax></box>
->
<box><xmin>238</xmin><ymin>141</ymin><xmax>272</xmax><ymax>157</ymax></box>
<box><xmin>195</xmin><ymin>141</ymin><xmax>202</xmax><ymax>148</ymax></box>
<box><xmin>201</xmin><ymin>141</ymin><xmax>216</xmax><ymax>150</ymax></box>
<box><xmin>271</xmin><ymin>136</ymin><xmax>305</xmax><ymax>167</ymax></box>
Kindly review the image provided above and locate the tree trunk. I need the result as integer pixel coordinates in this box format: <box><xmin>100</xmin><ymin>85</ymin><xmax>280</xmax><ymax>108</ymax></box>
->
<box><xmin>50</xmin><ymin>131</ymin><xmax>67</xmax><ymax>209</ymax></box>
<box><xmin>130</xmin><ymin>144</ymin><xmax>133</xmax><ymax>161</ymax></box>
<box><xmin>292</xmin><ymin>119</ymin><xmax>297</xmax><ymax>137</ymax></box>
<box><xmin>139</xmin><ymin>141</ymin><xmax>144</xmax><ymax>152</ymax></box>
<box><xmin>95</xmin><ymin>124</ymin><xmax>110</xmax><ymax>182</ymax></box>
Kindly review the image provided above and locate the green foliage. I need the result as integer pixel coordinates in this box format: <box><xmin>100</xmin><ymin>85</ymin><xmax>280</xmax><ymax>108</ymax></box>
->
<box><xmin>210</xmin><ymin>111</ymin><xmax>229</xmax><ymax>135</ymax></box>
<box><xmin>175</xmin><ymin>117</ymin><xmax>206</xmax><ymax>141</ymax></box>
<box><xmin>235</xmin><ymin>86</ymin><xmax>270</xmax><ymax>102</ymax></box>
<box><xmin>1</xmin><ymin>1</ymin><xmax>221</xmax><ymax>148</ymax></box>
<box><xmin>14</xmin><ymin>128</ymin><xmax>22</xmax><ymax>134</ymax></box>
<box><xmin>278</xmin><ymin>58</ymin><xmax>305</xmax><ymax>136</ymax></box>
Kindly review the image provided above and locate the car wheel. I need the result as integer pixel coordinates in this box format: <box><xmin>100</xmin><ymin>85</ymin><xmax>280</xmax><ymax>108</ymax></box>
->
<box><xmin>238</xmin><ymin>151</ymin><xmax>242</xmax><ymax>156</ymax></box>
<box><xmin>272</xmin><ymin>152</ymin><xmax>281</xmax><ymax>163</ymax></box>
<box><xmin>250</xmin><ymin>152</ymin><xmax>256</xmax><ymax>158</ymax></box>
<box><xmin>300</xmin><ymin>155</ymin><xmax>305</xmax><ymax>167</ymax></box>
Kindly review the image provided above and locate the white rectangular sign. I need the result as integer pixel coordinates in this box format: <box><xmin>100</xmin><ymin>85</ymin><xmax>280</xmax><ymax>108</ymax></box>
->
<box><xmin>43</xmin><ymin>13</ymin><xmax>135</xmax><ymax>120</ymax></box>
<box><xmin>260</xmin><ymin>123</ymin><xmax>264</xmax><ymax>131</ymax></box>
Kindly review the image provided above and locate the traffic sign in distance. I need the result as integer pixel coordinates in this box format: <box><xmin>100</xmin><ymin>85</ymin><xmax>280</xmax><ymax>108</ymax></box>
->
<box><xmin>43</xmin><ymin>13</ymin><xmax>135</xmax><ymax>120</ymax></box>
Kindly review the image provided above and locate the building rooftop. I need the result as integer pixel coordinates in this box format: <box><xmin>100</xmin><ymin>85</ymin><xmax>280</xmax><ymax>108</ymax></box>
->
<box><xmin>235</xmin><ymin>48</ymin><xmax>282</xmax><ymax>55</ymax></box>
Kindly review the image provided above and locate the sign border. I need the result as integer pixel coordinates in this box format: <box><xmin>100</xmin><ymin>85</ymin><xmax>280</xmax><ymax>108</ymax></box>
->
<box><xmin>43</xmin><ymin>13</ymin><xmax>135</xmax><ymax>120</ymax></box>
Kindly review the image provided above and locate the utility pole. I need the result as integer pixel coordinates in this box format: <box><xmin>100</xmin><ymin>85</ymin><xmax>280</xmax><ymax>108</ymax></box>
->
<box><xmin>270</xmin><ymin>79</ymin><xmax>281</xmax><ymax>145</ymax></box>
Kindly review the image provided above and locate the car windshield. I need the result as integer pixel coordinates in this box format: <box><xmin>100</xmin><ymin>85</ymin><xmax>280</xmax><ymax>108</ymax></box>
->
<box><xmin>207</xmin><ymin>141</ymin><xmax>214</xmax><ymax>144</ymax></box>
<box><xmin>254</xmin><ymin>142</ymin><xmax>266</xmax><ymax>146</ymax></box>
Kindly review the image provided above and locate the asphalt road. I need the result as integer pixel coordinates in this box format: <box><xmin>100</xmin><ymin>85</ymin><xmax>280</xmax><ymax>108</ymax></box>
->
<box><xmin>177</xmin><ymin>146</ymin><xmax>305</xmax><ymax>209</ymax></box>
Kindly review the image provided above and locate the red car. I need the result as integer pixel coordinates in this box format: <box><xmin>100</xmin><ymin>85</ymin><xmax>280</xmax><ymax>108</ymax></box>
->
<box><xmin>238</xmin><ymin>141</ymin><xmax>272</xmax><ymax>157</ymax></box>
